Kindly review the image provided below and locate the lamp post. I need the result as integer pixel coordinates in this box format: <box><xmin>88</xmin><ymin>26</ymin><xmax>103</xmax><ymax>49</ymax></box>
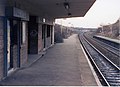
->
<box><xmin>100</xmin><ymin>24</ymin><xmax>104</xmax><ymax>34</ymax></box>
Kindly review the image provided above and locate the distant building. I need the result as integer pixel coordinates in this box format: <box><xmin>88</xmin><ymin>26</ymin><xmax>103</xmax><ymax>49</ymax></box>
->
<box><xmin>96</xmin><ymin>18</ymin><xmax>120</xmax><ymax>39</ymax></box>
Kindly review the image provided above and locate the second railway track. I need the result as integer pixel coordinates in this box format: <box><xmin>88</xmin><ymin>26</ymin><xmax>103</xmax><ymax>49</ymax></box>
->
<box><xmin>83</xmin><ymin>32</ymin><xmax>120</xmax><ymax>67</ymax></box>
<box><xmin>78</xmin><ymin>32</ymin><xmax>120</xmax><ymax>86</ymax></box>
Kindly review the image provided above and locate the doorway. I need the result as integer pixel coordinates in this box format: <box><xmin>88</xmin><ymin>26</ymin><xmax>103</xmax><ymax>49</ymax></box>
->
<box><xmin>51</xmin><ymin>26</ymin><xmax>53</xmax><ymax>44</ymax></box>
<box><xmin>42</xmin><ymin>24</ymin><xmax>46</xmax><ymax>48</ymax></box>
<box><xmin>7</xmin><ymin>19</ymin><xmax>21</xmax><ymax>71</ymax></box>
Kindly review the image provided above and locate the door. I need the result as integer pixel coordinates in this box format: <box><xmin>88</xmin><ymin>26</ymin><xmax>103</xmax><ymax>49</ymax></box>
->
<box><xmin>42</xmin><ymin>24</ymin><xmax>46</xmax><ymax>48</ymax></box>
<box><xmin>28</xmin><ymin>23</ymin><xmax>38</xmax><ymax>54</ymax></box>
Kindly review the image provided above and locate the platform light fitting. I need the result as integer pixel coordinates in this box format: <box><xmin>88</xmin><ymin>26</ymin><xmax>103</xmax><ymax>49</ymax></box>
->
<box><xmin>64</xmin><ymin>2</ymin><xmax>70</xmax><ymax>9</ymax></box>
<box><xmin>43</xmin><ymin>18</ymin><xmax>46</xmax><ymax>22</ymax></box>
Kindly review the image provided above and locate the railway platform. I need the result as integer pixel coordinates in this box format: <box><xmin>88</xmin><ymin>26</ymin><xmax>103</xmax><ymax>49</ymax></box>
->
<box><xmin>0</xmin><ymin>34</ymin><xmax>100</xmax><ymax>86</ymax></box>
<box><xmin>94</xmin><ymin>35</ymin><xmax>120</xmax><ymax>44</ymax></box>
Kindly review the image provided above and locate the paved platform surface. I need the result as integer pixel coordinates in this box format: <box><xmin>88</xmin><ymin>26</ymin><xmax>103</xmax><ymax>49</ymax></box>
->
<box><xmin>0</xmin><ymin>34</ymin><xmax>98</xmax><ymax>86</ymax></box>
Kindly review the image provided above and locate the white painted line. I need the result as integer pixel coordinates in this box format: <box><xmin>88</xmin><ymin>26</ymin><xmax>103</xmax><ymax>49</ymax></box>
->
<box><xmin>80</xmin><ymin>42</ymin><xmax>102</xmax><ymax>86</ymax></box>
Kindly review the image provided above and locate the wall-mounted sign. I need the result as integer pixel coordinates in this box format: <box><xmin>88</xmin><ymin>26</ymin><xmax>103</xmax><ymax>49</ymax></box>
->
<box><xmin>13</xmin><ymin>7</ymin><xmax>29</xmax><ymax>21</ymax></box>
<box><xmin>6</xmin><ymin>7</ymin><xmax>29</xmax><ymax>21</ymax></box>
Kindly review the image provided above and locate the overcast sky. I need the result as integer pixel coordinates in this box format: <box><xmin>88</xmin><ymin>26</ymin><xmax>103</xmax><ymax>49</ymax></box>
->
<box><xmin>55</xmin><ymin>0</ymin><xmax>120</xmax><ymax>28</ymax></box>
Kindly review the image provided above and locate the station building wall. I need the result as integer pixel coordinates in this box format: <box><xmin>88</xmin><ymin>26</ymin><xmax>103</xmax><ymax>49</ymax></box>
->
<box><xmin>0</xmin><ymin>0</ymin><xmax>6</xmax><ymax>80</ymax></box>
<box><xmin>38</xmin><ymin>24</ymin><xmax>43</xmax><ymax>53</ymax></box>
<box><xmin>0</xmin><ymin>18</ymin><xmax>4</xmax><ymax>80</ymax></box>
<box><xmin>28</xmin><ymin>16</ymin><xmax>54</xmax><ymax>54</ymax></box>
<box><xmin>20</xmin><ymin>22</ymin><xmax>28</xmax><ymax>67</ymax></box>
<box><xmin>42</xmin><ymin>24</ymin><xmax>54</xmax><ymax>50</ymax></box>
<box><xmin>0</xmin><ymin>0</ymin><xmax>55</xmax><ymax>80</ymax></box>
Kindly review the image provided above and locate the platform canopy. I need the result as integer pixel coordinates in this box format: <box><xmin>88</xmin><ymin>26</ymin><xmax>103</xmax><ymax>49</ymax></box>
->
<box><xmin>7</xmin><ymin>0</ymin><xmax>96</xmax><ymax>18</ymax></box>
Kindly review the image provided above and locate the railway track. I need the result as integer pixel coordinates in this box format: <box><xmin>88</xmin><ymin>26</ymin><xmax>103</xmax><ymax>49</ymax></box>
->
<box><xmin>78</xmin><ymin>33</ymin><xmax>120</xmax><ymax>86</ymax></box>
<box><xmin>93</xmin><ymin>37</ymin><xmax>120</xmax><ymax>56</ymax></box>
<box><xmin>87</xmin><ymin>32</ymin><xmax>120</xmax><ymax>56</ymax></box>
<box><xmin>83</xmin><ymin>32</ymin><xmax>120</xmax><ymax>67</ymax></box>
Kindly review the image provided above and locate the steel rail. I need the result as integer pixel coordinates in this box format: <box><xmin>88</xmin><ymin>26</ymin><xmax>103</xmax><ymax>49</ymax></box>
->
<box><xmin>78</xmin><ymin>33</ymin><xmax>120</xmax><ymax>86</ymax></box>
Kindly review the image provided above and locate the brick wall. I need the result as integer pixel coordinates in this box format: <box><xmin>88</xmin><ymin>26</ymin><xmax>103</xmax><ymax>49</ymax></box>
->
<box><xmin>0</xmin><ymin>0</ymin><xmax>6</xmax><ymax>16</ymax></box>
<box><xmin>0</xmin><ymin>0</ymin><xmax>7</xmax><ymax>80</ymax></box>
<box><xmin>38</xmin><ymin>24</ymin><xmax>43</xmax><ymax>53</ymax></box>
<box><xmin>20</xmin><ymin>37</ymin><xmax>28</xmax><ymax>67</ymax></box>
<box><xmin>20</xmin><ymin>22</ymin><xmax>28</xmax><ymax>67</ymax></box>
<box><xmin>0</xmin><ymin>18</ymin><xmax>4</xmax><ymax>80</ymax></box>
<box><xmin>13</xmin><ymin>45</ymin><xmax>18</xmax><ymax>68</ymax></box>
<box><xmin>46</xmin><ymin>37</ymin><xmax>51</xmax><ymax>48</ymax></box>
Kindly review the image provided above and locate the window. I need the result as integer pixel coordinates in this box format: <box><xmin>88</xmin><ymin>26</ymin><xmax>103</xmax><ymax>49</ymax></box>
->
<box><xmin>22</xmin><ymin>22</ymin><xmax>26</xmax><ymax>44</ymax></box>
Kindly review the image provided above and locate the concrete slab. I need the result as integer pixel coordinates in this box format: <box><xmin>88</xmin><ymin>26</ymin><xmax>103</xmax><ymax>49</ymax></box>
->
<box><xmin>0</xmin><ymin>34</ymin><xmax>99</xmax><ymax>86</ymax></box>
